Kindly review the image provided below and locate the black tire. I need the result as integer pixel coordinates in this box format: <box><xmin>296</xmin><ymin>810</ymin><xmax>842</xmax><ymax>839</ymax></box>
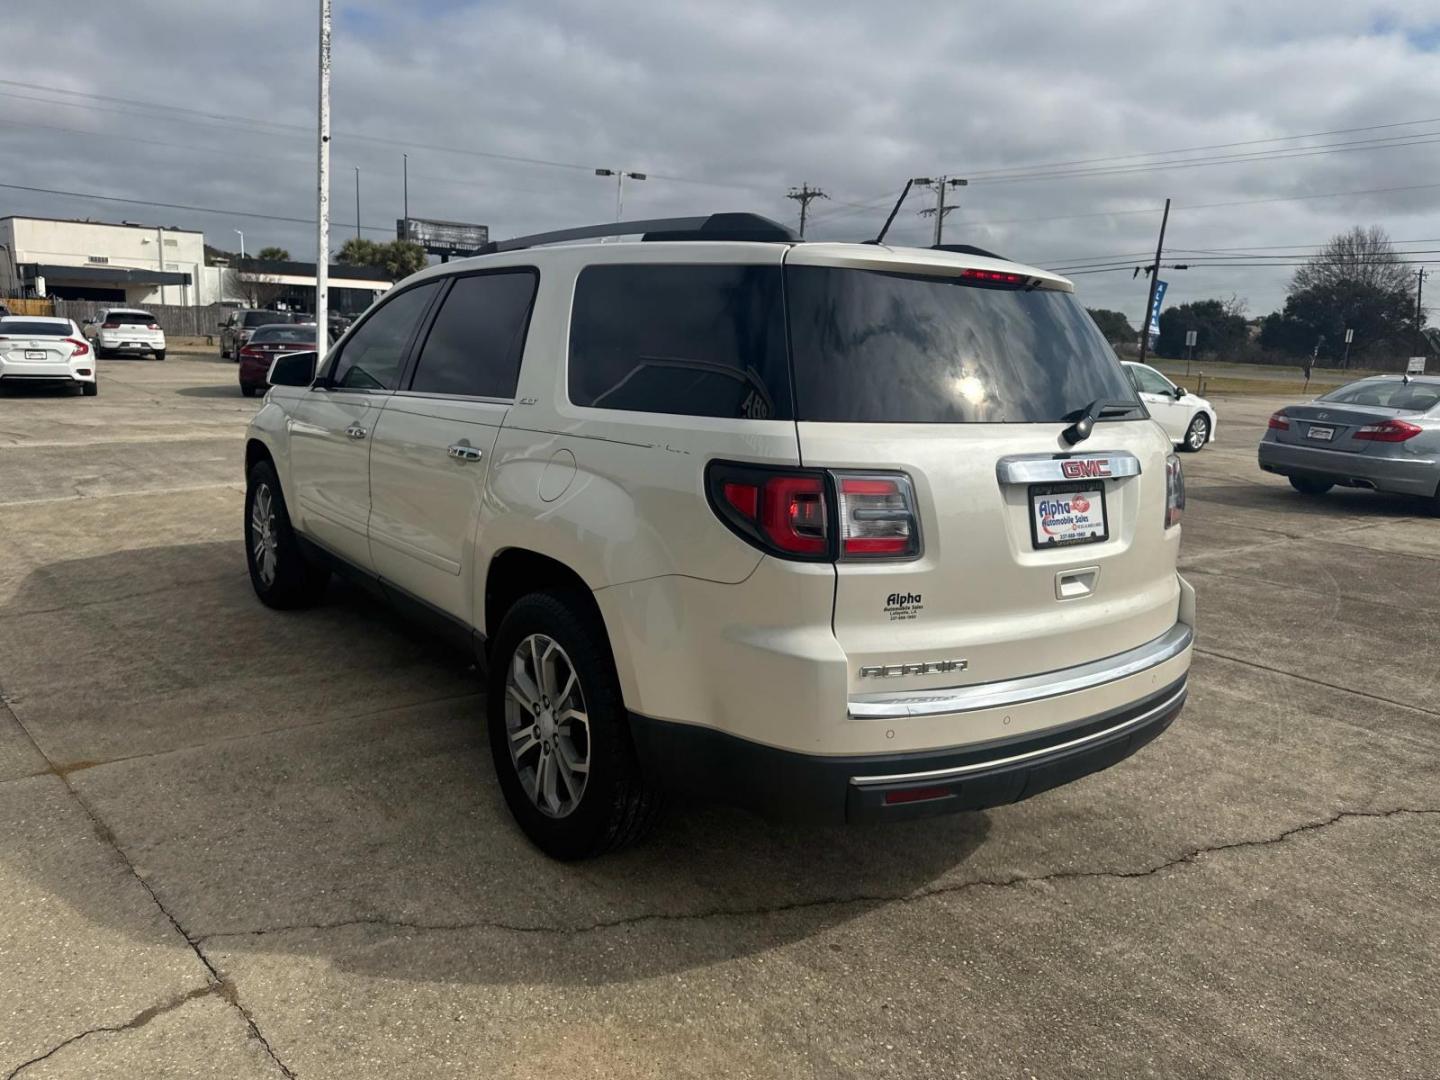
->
<box><xmin>240</xmin><ymin>384</ymin><xmax>259</xmax><ymax>398</ymax></box>
<box><xmin>153</xmin><ymin>350</ymin><xmax>166</xmax><ymax>362</ymax></box>
<box><xmin>1289</xmin><ymin>475</ymin><xmax>1333</xmax><ymax>496</ymax></box>
<box><xmin>244</xmin><ymin>461</ymin><xmax>329</xmax><ymax>609</ymax></box>
<box><xmin>220</xmin><ymin>341</ymin><xmax>230</xmax><ymax>360</ymax></box>
<box><xmin>95</xmin><ymin>346</ymin><xmax>111</xmax><ymax>360</ymax></box>
<box><xmin>81</xmin><ymin>381</ymin><xmax>98</xmax><ymax>397</ymax></box>
<box><xmin>487</xmin><ymin>592</ymin><xmax>660</xmax><ymax>859</ymax></box>
<box><xmin>1180</xmin><ymin>414</ymin><xmax>1209</xmax><ymax>453</ymax></box>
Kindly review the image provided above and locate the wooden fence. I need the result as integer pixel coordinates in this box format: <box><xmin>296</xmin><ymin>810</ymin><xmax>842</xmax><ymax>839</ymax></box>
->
<box><xmin>2</xmin><ymin>298</ymin><xmax>235</xmax><ymax>337</ymax></box>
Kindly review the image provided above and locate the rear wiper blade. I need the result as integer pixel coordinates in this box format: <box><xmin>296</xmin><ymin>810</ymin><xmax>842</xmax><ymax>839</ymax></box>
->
<box><xmin>1062</xmin><ymin>399</ymin><xmax>1140</xmax><ymax>445</ymax></box>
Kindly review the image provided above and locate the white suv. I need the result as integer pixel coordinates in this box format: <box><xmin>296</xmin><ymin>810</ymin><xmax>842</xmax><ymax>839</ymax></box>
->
<box><xmin>244</xmin><ymin>214</ymin><xmax>1195</xmax><ymax>859</ymax></box>
<box><xmin>87</xmin><ymin>308</ymin><xmax>166</xmax><ymax>361</ymax></box>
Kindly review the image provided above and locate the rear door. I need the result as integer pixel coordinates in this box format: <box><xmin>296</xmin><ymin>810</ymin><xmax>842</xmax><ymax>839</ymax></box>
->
<box><xmin>783</xmin><ymin>251</ymin><xmax>1182</xmax><ymax>697</ymax></box>
<box><xmin>367</xmin><ymin>268</ymin><xmax>539</xmax><ymax>623</ymax></box>
<box><xmin>287</xmin><ymin>281</ymin><xmax>441</xmax><ymax>568</ymax></box>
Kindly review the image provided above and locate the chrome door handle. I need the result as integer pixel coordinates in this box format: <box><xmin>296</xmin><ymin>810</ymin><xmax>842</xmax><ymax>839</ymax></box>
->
<box><xmin>448</xmin><ymin>443</ymin><xmax>484</xmax><ymax>462</ymax></box>
<box><xmin>345</xmin><ymin>424</ymin><xmax>367</xmax><ymax>440</ymax></box>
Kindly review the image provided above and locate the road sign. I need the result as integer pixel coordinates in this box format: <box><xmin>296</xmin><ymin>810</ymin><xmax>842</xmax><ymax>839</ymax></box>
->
<box><xmin>1147</xmin><ymin>280</ymin><xmax>1168</xmax><ymax>338</ymax></box>
<box><xmin>1407</xmin><ymin>356</ymin><xmax>1426</xmax><ymax>375</ymax></box>
<box><xmin>1184</xmin><ymin>329</ymin><xmax>1197</xmax><ymax>348</ymax></box>
<box><xmin>1344</xmin><ymin>328</ymin><xmax>1355</xmax><ymax>344</ymax></box>
<box><xmin>397</xmin><ymin>217</ymin><xmax>490</xmax><ymax>255</ymax></box>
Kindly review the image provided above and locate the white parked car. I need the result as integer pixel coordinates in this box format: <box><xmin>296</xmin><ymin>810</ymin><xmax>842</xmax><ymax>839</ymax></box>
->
<box><xmin>243</xmin><ymin>214</ymin><xmax>1195</xmax><ymax>859</ymax></box>
<box><xmin>0</xmin><ymin>316</ymin><xmax>97</xmax><ymax>395</ymax></box>
<box><xmin>1122</xmin><ymin>361</ymin><xmax>1217</xmax><ymax>452</ymax></box>
<box><xmin>86</xmin><ymin>308</ymin><xmax>166</xmax><ymax>361</ymax></box>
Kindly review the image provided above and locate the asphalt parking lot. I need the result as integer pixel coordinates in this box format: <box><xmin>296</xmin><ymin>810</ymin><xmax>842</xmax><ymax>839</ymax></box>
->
<box><xmin>2</xmin><ymin>354</ymin><xmax>1436</xmax><ymax>1079</ymax></box>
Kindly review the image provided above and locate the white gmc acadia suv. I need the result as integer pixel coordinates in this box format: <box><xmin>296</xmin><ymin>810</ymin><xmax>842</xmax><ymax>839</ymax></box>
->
<box><xmin>243</xmin><ymin>213</ymin><xmax>1195</xmax><ymax>860</ymax></box>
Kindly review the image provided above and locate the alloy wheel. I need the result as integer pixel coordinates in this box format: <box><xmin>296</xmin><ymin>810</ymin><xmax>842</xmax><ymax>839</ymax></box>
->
<box><xmin>1187</xmin><ymin>417</ymin><xmax>1208</xmax><ymax>451</ymax></box>
<box><xmin>250</xmin><ymin>482</ymin><xmax>278</xmax><ymax>587</ymax></box>
<box><xmin>504</xmin><ymin>634</ymin><xmax>591</xmax><ymax>818</ymax></box>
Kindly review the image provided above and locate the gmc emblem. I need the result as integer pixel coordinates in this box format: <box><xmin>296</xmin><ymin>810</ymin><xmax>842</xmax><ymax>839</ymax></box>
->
<box><xmin>1061</xmin><ymin>459</ymin><xmax>1112</xmax><ymax>479</ymax></box>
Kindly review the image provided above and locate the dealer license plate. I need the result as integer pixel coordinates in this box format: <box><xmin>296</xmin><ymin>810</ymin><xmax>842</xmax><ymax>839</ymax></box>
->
<box><xmin>1030</xmin><ymin>484</ymin><xmax>1108</xmax><ymax>549</ymax></box>
<box><xmin>24</xmin><ymin>350</ymin><xmax>46</xmax><ymax>360</ymax></box>
<box><xmin>1307</xmin><ymin>425</ymin><xmax>1335</xmax><ymax>441</ymax></box>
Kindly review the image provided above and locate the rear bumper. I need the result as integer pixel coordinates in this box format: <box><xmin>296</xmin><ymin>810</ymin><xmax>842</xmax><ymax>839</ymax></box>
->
<box><xmin>97</xmin><ymin>337</ymin><xmax>163</xmax><ymax>352</ymax></box>
<box><xmin>238</xmin><ymin>357</ymin><xmax>271</xmax><ymax>387</ymax></box>
<box><xmin>1259</xmin><ymin>440</ymin><xmax>1438</xmax><ymax>497</ymax></box>
<box><xmin>629</xmin><ymin>677</ymin><xmax>1186</xmax><ymax>824</ymax></box>
<box><xmin>0</xmin><ymin>360</ymin><xmax>92</xmax><ymax>383</ymax></box>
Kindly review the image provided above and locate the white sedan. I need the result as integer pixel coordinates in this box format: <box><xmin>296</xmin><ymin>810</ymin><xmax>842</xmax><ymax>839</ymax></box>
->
<box><xmin>0</xmin><ymin>316</ymin><xmax>98</xmax><ymax>396</ymax></box>
<box><xmin>1123</xmin><ymin>361</ymin><xmax>1216</xmax><ymax>452</ymax></box>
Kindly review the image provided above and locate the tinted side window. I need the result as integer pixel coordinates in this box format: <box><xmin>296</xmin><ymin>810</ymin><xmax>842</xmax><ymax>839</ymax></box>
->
<box><xmin>568</xmin><ymin>264</ymin><xmax>791</xmax><ymax>420</ymax></box>
<box><xmin>1130</xmin><ymin>365</ymin><xmax>1173</xmax><ymax>394</ymax></box>
<box><xmin>410</xmin><ymin>270</ymin><xmax>538</xmax><ymax>398</ymax></box>
<box><xmin>332</xmin><ymin>283</ymin><xmax>440</xmax><ymax>391</ymax></box>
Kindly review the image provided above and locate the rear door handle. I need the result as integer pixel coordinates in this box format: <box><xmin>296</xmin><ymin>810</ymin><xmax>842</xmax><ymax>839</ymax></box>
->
<box><xmin>448</xmin><ymin>443</ymin><xmax>483</xmax><ymax>462</ymax></box>
<box><xmin>345</xmin><ymin>424</ymin><xmax>367</xmax><ymax>440</ymax></box>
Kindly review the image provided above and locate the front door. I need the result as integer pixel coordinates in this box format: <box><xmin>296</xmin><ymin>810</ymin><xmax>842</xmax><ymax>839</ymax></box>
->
<box><xmin>286</xmin><ymin>281</ymin><xmax>442</xmax><ymax>570</ymax></box>
<box><xmin>1128</xmin><ymin>363</ymin><xmax>1189</xmax><ymax>442</ymax></box>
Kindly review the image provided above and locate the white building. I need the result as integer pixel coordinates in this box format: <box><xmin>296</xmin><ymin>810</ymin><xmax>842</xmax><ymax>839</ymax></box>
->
<box><xmin>0</xmin><ymin>216</ymin><xmax>205</xmax><ymax>306</ymax></box>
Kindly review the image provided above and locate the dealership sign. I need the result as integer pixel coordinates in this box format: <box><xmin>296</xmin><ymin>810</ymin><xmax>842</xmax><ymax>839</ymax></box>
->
<box><xmin>397</xmin><ymin>218</ymin><xmax>490</xmax><ymax>255</ymax></box>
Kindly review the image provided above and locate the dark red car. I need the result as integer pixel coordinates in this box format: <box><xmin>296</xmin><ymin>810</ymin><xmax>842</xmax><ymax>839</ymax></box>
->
<box><xmin>238</xmin><ymin>323</ymin><xmax>317</xmax><ymax>397</ymax></box>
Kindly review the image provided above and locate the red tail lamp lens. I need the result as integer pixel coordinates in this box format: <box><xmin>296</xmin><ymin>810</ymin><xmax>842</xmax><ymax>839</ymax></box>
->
<box><xmin>1354</xmin><ymin>419</ymin><xmax>1422</xmax><ymax>442</ymax></box>
<box><xmin>1267</xmin><ymin>413</ymin><xmax>1290</xmax><ymax>430</ymax></box>
<box><xmin>761</xmin><ymin>475</ymin><xmax>827</xmax><ymax>554</ymax></box>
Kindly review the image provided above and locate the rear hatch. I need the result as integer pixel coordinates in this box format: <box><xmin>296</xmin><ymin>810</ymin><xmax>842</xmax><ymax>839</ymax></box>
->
<box><xmin>783</xmin><ymin>247</ymin><xmax>1182</xmax><ymax>696</ymax></box>
<box><xmin>101</xmin><ymin>313</ymin><xmax>163</xmax><ymax>344</ymax></box>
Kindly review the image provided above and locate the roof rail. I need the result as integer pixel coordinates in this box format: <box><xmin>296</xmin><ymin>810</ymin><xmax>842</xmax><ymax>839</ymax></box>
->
<box><xmin>931</xmin><ymin>243</ymin><xmax>1009</xmax><ymax>261</ymax></box>
<box><xmin>480</xmin><ymin>212</ymin><xmax>797</xmax><ymax>254</ymax></box>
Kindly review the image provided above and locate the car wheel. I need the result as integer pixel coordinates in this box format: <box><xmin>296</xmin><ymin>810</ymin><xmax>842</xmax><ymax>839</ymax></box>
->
<box><xmin>487</xmin><ymin>592</ymin><xmax>661</xmax><ymax>860</ymax></box>
<box><xmin>244</xmin><ymin>461</ymin><xmax>329</xmax><ymax>609</ymax></box>
<box><xmin>153</xmin><ymin>350</ymin><xmax>166</xmax><ymax>362</ymax></box>
<box><xmin>81</xmin><ymin>381</ymin><xmax>98</xmax><ymax>397</ymax></box>
<box><xmin>1181</xmin><ymin>414</ymin><xmax>1209</xmax><ymax>453</ymax></box>
<box><xmin>1289</xmin><ymin>476</ymin><xmax>1333</xmax><ymax>496</ymax></box>
<box><xmin>240</xmin><ymin>384</ymin><xmax>258</xmax><ymax>398</ymax></box>
<box><xmin>95</xmin><ymin>346</ymin><xmax>111</xmax><ymax>360</ymax></box>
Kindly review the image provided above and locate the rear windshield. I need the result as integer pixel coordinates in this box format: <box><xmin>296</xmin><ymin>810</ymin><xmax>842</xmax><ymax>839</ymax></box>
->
<box><xmin>785</xmin><ymin>267</ymin><xmax>1140</xmax><ymax>423</ymax></box>
<box><xmin>250</xmin><ymin>325</ymin><xmax>316</xmax><ymax>343</ymax></box>
<box><xmin>1320</xmin><ymin>380</ymin><xmax>1440</xmax><ymax>412</ymax></box>
<box><xmin>0</xmin><ymin>320</ymin><xmax>70</xmax><ymax>337</ymax></box>
<box><xmin>109</xmin><ymin>312</ymin><xmax>154</xmax><ymax>325</ymax></box>
<box><xmin>244</xmin><ymin>311</ymin><xmax>290</xmax><ymax>327</ymax></box>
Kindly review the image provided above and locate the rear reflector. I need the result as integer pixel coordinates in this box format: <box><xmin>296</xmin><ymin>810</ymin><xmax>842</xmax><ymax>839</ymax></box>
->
<box><xmin>1267</xmin><ymin>412</ymin><xmax>1290</xmax><ymax>430</ymax></box>
<box><xmin>1354</xmin><ymin>419</ymin><xmax>1422</xmax><ymax>442</ymax></box>
<box><xmin>883</xmin><ymin>785</ymin><xmax>952</xmax><ymax>805</ymax></box>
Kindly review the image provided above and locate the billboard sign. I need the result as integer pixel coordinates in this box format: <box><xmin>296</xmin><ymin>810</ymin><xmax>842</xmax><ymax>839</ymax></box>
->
<box><xmin>1407</xmin><ymin>356</ymin><xmax>1426</xmax><ymax>375</ymax></box>
<box><xmin>1147</xmin><ymin>280</ymin><xmax>1169</xmax><ymax>338</ymax></box>
<box><xmin>397</xmin><ymin>218</ymin><xmax>490</xmax><ymax>255</ymax></box>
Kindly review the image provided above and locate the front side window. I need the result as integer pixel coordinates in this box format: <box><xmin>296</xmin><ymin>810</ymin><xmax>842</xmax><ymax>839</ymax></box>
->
<box><xmin>331</xmin><ymin>282</ymin><xmax>440</xmax><ymax>391</ymax></box>
<box><xmin>785</xmin><ymin>267</ymin><xmax>1140</xmax><ymax>423</ymax></box>
<box><xmin>410</xmin><ymin>270</ymin><xmax>538</xmax><ymax>398</ymax></box>
<box><xmin>568</xmin><ymin>264</ymin><xmax>791</xmax><ymax>420</ymax></box>
<box><xmin>1129</xmin><ymin>364</ymin><xmax>1175</xmax><ymax>395</ymax></box>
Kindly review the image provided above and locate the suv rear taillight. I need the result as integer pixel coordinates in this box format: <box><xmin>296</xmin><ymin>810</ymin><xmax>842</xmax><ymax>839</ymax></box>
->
<box><xmin>1353</xmin><ymin>419</ymin><xmax>1422</xmax><ymax>442</ymax></box>
<box><xmin>706</xmin><ymin>462</ymin><xmax>920</xmax><ymax>562</ymax></box>
<box><xmin>1164</xmin><ymin>453</ymin><xmax>1185</xmax><ymax>530</ymax></box>
<box><xmin>101</xmin><ymin>322</ymin><xmax>119</xmax><ymax>329</ymax></box>
<box><xmin>835</xmin><ymin>474</ymin><xmax>921</xmax><ymax>559</ymax></box>
<box><xmin>146</xmin><ymin>323</ymin><xmax>160</xmax><ymax>331</ymax></box>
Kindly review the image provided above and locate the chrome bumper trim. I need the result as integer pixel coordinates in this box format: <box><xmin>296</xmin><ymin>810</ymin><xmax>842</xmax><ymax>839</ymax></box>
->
<box><xmin>847</xmin><ymin>622</ymin><xmax>1193</xmax><ymax>720</ymax></box>
<box><xmin>850</xmin><ymin>681</ymin><xmax>1187</xmax><ymax>787</ymax></box>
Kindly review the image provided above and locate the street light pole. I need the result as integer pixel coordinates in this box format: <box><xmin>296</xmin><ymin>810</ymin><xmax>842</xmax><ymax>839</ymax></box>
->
<box><xmin>354</xmin><ymin>166</ymin><xmax>361</xmax><ymax>241</ymax></box>
<box><xmin>403</xmin><ymin>153</ymin><xmax>408</xmax><ymax>223</ymax></box>
<box><xmin>234</xmin><ymin>229</ymin><xmax>245</xmax><ymax>259</ymax></box>
<box><xmin>595</xmin><ymin>168</ymin><xmax>646</xmax><ymax>222</ymax></box>
<box><xmin>314</xmin><ymin>0</ymin><xmax>332</xmax><ymax>354</ymax></box>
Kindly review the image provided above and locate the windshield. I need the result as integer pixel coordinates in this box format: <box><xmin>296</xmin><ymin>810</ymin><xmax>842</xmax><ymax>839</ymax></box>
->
<box><xmin>1320</xmin><ymin>379</ymin><xmax>1440</xmax><ymax>412</ymax></box>
<box><xmin>784</xmin><ymin>266</ymin><xmax>1141</xmax><ymax>424</ymax></box>
<box><xmin>250</xmin><ymin>325</ymin><xmax>316</xmax><ymax>343</ymax></box>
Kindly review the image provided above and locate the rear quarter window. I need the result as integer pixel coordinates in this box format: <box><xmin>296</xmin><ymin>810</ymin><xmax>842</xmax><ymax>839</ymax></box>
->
<box><xmin>568</xmin><ymin>263</ymin><xmax>792</xmax><ymax>420</ymax></box>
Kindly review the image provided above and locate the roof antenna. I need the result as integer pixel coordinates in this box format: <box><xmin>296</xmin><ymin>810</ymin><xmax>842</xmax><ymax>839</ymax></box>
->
<box><xmin>867</xmin><ymin>180</ymin><xmax>915</xmax><ymax>245</ymax></box>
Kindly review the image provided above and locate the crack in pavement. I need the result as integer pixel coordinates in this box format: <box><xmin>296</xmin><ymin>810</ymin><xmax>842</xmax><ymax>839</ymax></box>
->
<box><xmin>1195</xmin><ymin>647</ymin><xmax>1440</xmax><ymax>719</ymax></box>
<box><xmin>197</xmin><ymin>806</ymin><xmax>1439</xmax><ymax>946</ymax></box>
<box><xmin>4</xmin><ymin>984</ymin><xmax>221</xmax><ymax>1080</ymax></box>
<box><xmin>1</xmin><ymin>699</ymin><xmax>297</xmax><ymax>1080</ymax></box>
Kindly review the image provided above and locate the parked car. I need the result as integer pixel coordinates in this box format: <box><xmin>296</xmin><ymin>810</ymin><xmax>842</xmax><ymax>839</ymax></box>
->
<box><xmin>238</xmin><ymin>323</ymin><xmax>317</xmax><ymax>397</ymax></box>
<box><xmin>0</xmin><ymin>315</ymin><xmax>97</xmax><ymax>395</ymax></box>
<box><xmin>220</xmin><ymin>309</ymin><xmax>298</xmax><ymax>360</ymax></box>
<box><xmin>1259</xmin><ymin>374</ymin><xmax>1440</xmax><ymax>508</ymax></box>
<box><xmin>85</xmin><ymin>308</ymin><xmax>165</xmax><ymax>360</ymax></box>
<box><xmin>243</xmin><ymin>213</ymin><xmax>1195</xmax><ymax>859</ymax></box>
<box><xmin>1122</xmin><ymin>361</ymin><xmax>1217</xmax><ymax>452</ymax></box>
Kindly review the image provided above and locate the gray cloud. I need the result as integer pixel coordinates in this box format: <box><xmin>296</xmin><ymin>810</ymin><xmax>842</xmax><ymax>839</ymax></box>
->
<box><xmin>3</xmin><ymin>0</ymin><xmax>1439</xmax><ymax>319</ymax></box>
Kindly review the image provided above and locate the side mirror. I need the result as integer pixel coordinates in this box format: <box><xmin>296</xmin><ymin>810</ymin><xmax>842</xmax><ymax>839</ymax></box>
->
<box><xmin>268</xmin><ymin>350</ymin><xmax>318</xmax><ymax>387</ymax></box>
<box><xmin>82</xmin><ymin>318</ymin><xmax>96</xmax><ymax>326</ymax></box>
<box><xmin>1174</xmin><ymin>386</ymin><xmax>1189</xmax><ymax>398</ymax></box>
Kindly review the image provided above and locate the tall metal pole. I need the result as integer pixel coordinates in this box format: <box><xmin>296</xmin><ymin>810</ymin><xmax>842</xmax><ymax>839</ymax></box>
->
<box><xmin>1136</xmin><ymin>197</ymin><xmax>1171</xmax><ymax>366</ymax></box>
<box><xmin>354</xmin><ymin>167</ymin><xmax>361</xmax><ymax>241</ymax></box>
<box><xmin>932</xmin><ymin>181</ymin><xmax>946</xmax><ymax>247</ymax></box>
<box><xmin>156</xmin><ymin>226</ymin><xmax>166</xmax><ymax>306</ymax></box>
<box><xmin>615</xmin><ymin>172</ymin><xmax>625</xmax><ymax>221</ymax></box>
<box><xmin>315</xmin><ymin>0</ymin><xmax>331</xmax><ymax>354</ymax></box>
<box><xmin>402</xmin><ymin>154</ymin><xmax>408</xmax><ymax>223</ymax></box>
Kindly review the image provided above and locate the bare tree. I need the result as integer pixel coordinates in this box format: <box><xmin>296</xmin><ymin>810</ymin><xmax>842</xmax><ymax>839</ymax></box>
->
<box><xmin>225</xmin><ymin>268</ymin><xmax>287</xmax><ymax>308</ymax></box>
<box><xmin>1221</xmin><ymin>294</ymin><xmax>1249</xmax><ymax>319</ymax></box>
<box><xmin>1291</xmin><ymin>225</ymin><xmax>1412</xmax><ymax>295</ymax></box>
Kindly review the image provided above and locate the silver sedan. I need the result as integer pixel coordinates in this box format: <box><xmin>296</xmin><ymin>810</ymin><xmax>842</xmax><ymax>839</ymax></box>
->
<box><xmin>1258</xmin><ymin>374</ymin><xmax>1440</xmax><ymax>509</ymax></box>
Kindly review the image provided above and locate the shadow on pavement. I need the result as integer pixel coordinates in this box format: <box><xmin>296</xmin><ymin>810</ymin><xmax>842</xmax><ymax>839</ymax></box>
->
<box><xmin>1</xmin><ymin>541</ymin><xmax>990</xmax><ymax>987</ymax></box>
<box><xmin>175</xmin><ymin>384</ymin><xmax>247</xmax><ymax>398</ymax></box>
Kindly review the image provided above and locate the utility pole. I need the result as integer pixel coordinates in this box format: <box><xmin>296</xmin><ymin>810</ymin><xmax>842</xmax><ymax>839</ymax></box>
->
<box><xmin>354</xmin><ymin>166</ymin><xmax>361</xmax><ymax>241</ymax></box>
<box><xmin>1416</xmin><ymin>267</ymin><xmax>1429</xmax><ymax>332</ymax></box>
<box><xmin>786</xmin><ymin>183</ymin><xmax>829</xmax><ymax>239</ymax></box>
<box><xmin>315</xmin><ymin>0</ymin><xmax>331</xmax><ymax>354</ymax></box>
<box><xmin>1136</xmin><ymin>197</ymin><xmax>1171</xmax><ymax>366</ymax></box>
<box><xmin>156</xmin><ymin>225</ymin><xmax>166</xmax><ymax>306</ymax></box>
<box><xmin>914</xmin><ymin>176</ymin><xmax>968</xmax><ymax>246</ymax></box>
<box><xmin>402</xmin><ymin>154</ymin><xmax>408</xmax><ymax>223</ymax></box>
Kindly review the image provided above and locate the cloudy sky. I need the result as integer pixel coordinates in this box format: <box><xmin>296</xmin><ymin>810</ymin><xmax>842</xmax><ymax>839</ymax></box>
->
<box><xmin>4</xmin><ymin>0</ymin><xmax>1440</xmax><ymax>322</ymax></box>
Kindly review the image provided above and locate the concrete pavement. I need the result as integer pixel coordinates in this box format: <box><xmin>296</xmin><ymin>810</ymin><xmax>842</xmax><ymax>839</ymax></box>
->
<box><xmin>1</xmin><ymin>356</ymin><xmax>1436</xmax><ymax>1078</ymax></box>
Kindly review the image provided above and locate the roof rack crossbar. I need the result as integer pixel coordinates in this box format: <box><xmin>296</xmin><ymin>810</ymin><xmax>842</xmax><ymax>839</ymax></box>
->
<box><xmin>481</xmin><ymin>212</ymin><xmax>797</xmax><ymax>254</ymax></box>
